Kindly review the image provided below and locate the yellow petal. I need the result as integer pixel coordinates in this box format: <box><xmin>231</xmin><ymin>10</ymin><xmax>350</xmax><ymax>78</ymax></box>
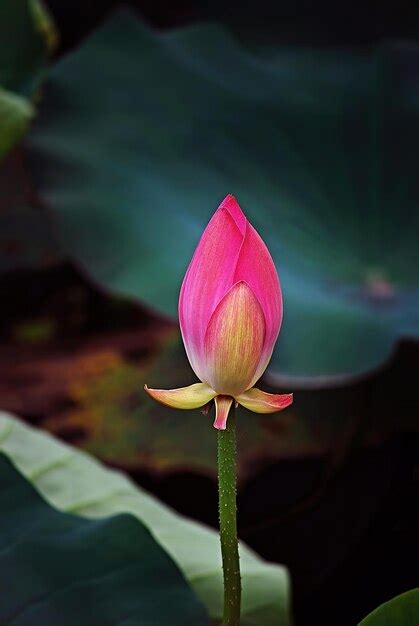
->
<box><xmin>144</xmin><ymin>382</ymin><xmax>216</xmax><ymax>409</ymax></box>
<box><xmin>204</xmin><ymin>281</ymin><xmax>265</xmax><ymax>396</ymax></box>
<box><xmin>213</xmin><ymin>395</ymin><xmax>233</xmax><ymax>430</ymax></box>
<box><xmin>235</xmin><ymin>387</ymin><xmax>293</xmax><ymax>414</ymax></box>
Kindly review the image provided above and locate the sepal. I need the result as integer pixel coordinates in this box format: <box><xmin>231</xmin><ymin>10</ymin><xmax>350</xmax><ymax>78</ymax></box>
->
<box><xmin>235</xmin><ymin>387</ymin><xmax>293</xmax><ymax>413</ymax></box>
<box><xmin>144</xmin><ymin>382</ymin><xmax>216</xmax><ymax>409</ymax></box>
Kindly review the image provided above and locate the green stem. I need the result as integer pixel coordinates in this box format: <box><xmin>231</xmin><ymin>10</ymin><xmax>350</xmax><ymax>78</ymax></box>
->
<box><xmin>218</xmin><ymin>404</ymin><xmax>241</xmax><ymax>626</ymax></box>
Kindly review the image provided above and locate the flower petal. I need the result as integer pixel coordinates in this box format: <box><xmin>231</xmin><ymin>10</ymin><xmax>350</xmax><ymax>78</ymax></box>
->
<box><xmin>213</xmin><ymin>395</ymin><xmax>233</xmax><ymax>430</ymax></box>
<box><xmin>144</xmin><ymin>382</ymin><xmax>216</xmax><ymax>409</ymax></box>
<box><xmin>219</xmin><ymin>194</ymin><xmax>247</xmax><ymax>235</ymax></box>
<box><xmin>178</xmin><ymin>197</ymin><xmax>245</xmax><ymax>381</ymax></box>
<box><xmin>234</xmin><ymin>222</ymin><xmax>282</xmax><ymax>386</ymax></box>
<box><xmin>235</xmin><ymin>387</ymin><xmax>293</xmax><ymax>413</ymax></box>
<box><xmin>204</xmin><ymin>281</ymin><xmax>265</xmax><ymax>395</ymax></box>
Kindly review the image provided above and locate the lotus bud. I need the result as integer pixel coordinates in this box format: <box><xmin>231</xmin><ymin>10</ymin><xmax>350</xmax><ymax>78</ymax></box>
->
<box><xmin>145</xmin><ymin>195</ymin><xmax>292</xmax><ymax>429</ymax></box>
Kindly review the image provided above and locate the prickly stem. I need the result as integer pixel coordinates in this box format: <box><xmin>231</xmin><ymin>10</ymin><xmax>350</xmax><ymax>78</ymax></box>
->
<box><xmin>218</xmin><ymin>404</ymin><xmax>241</xmax><ymax>625</ymax></box>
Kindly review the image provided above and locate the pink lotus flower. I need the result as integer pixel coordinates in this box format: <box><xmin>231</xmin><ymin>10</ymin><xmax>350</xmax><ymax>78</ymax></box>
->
<box><xmin>145</xmin><ymin>195</ymin><xmax>293</xmax><ymax>429</ymax></box>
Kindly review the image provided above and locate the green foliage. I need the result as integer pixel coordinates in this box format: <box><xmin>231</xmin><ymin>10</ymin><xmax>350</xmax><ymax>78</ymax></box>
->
<box><xmin>27</xmin><ymin>10</ymin><xmax>419</xmax><ymax>382</ymax></box>
<box><xmin>0</xmin><ymin>87</ymin><xmax>34</xmax><ymax>160</ymax></box>
<box><xmin>0</xmin><ymin>0</ymin><xmax>47</xmax><ymax>95</ymax></box>
<box><xmin>28</xmin><ymin>0</ymin><xmax>58</xmax><ymax>53</ymax></box>
<box><xmin>359</xmin><ymin>589</ymin><xmax>419</xmax><ymax>625</ymax></box>
<box><xmin>0</xmin><ymin>411</ymin><xmax>291</xmax><ymax>626</ymax></box>
<box><xmin>0</xmin><ymin>0</ymin><xmax>58</xmax><ymax>268</ymax></box>
<box><xmin>0</xmin><ymin>453</ymin><xmax>209</xmax><ymax>625</ymax></box>
<box><xmin>0</xmin><ymin>0</ymin><xmax>53</xmax><ymax>160</ymax></box>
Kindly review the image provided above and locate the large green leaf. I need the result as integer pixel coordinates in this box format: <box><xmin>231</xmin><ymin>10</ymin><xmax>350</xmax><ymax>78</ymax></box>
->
<box><xmin>27</xmin><ymin>10</ymin><xmax>419</xmax><ymax>382</ymax></box>
<box><xmin>0</xmin><ymin>411</ymin><xmax>291</xmax><ymax>626</ymax></box>
<box><xmin>359</xmin><ymin>589</ymin><xmax>419</xmax><ymax>625</ymax></box>
<box><xmin>0</xmin><ymin>452</ymin><xmax>209</xmax><ymax>625</ymax></box>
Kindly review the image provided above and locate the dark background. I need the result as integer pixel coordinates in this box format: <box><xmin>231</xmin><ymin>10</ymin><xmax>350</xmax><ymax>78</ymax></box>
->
<box><xmin>44</xmin><ymin>1</ymin><xmax>419</xmax><ymax>51</ymax></box>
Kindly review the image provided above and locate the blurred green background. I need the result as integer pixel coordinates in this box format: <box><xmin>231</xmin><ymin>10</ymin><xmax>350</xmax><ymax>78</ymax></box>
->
<box><xmin>0</xmin><ymin>2</ymin><xmax>418</xmax><ymax>625</ymax></box>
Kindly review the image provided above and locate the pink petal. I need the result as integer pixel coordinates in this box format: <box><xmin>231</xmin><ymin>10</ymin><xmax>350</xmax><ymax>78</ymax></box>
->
<box><xmin>179</xmin><ymin>195</ymin><xmax>282</xmax><ymax>389</ymax></box>
<box><xmin>178</xmin><ymin>198</ymin><xmax>244</xmax><ymax>380</ymax></box>
<box><xmin>219</xmin><ymin>194</ymin><xmax>247</xmax><ymax>235</ymax></box>
<box><xmin>234</xmin><ymin>222</ymin><xmax>282</xmax><ymax>386</ymax></box>
<box><xmin>213</xmin><ymin>395</ymin><xmax>233</xmax><ymax>430</ymax></box>
<box><xmin>144</xmin><ymin>383</ymin><xmax>216</xmax><ymax>409</ymax></box>
<box><xmin>235</xmin><ymin>387</ymin><xmax>293</xmax><ymax>413</ymax></box>
<box><xmin>204</xmin><ymin>281</ymin><xmax>265</xmax><ymax>395</ymax></box>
